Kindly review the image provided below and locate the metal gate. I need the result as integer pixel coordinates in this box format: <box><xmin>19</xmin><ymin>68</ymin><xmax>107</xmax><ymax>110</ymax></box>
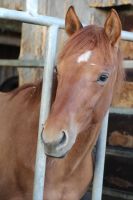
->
<box><xmin>0</xmin><ymin>1</ymin><xmax>133</xmax><ymax>200</ymax></box>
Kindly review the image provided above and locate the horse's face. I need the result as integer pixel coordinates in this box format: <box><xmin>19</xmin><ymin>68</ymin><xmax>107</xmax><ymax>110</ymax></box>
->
<box><xmin>42</xmin><ymin>7</ymin><xmax>122</xmax><ymax>158</ymax></box>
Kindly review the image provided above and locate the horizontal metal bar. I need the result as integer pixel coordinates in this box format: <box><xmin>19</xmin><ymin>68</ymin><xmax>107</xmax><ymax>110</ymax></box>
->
<box><xmin>0</xmin><ymin>8</ymin><xmax>64</xmax><ymax>28</ymax></box>
<box><xmin>110</xmin><ymin>107</ymin><xmax>133</xmax><ymax>115</ymax></box>
<box><xmin>0</xmin><ymin>59</ymin><xmax>44</xmax><ymax>68</ymax></box>
<box><xmin>103</xmin><ymin>187</ymin><xmax>133</xmax><ymax>200</ymax></box>
<box><xmin>121</xmin><ymin>31</ymin><xmax>133</xmax><ymax>41</ymax></box>
<box><xmin>0</xmin><ymin>59</ymin><xmax>132</xmax><ymax>69</ymax></box>
<box><xmin>106</xmin><ymin>147</ymin><xmax>133</xmax><ymax>159</ymax></box>
<box><xmin>0</xmin><ymin>8</ymin><xmax>133</xmax><ymax>41</ymax></box>
<box><xmin>123</xmin><ymin>60</ymin><xmax>133</xmax><ymax>69</ymax></box>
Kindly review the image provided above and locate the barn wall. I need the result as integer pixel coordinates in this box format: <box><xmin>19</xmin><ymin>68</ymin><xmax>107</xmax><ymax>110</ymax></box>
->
<box><xmin>112</xmin><ymin>82</ymin><xmax>133</xmax><ymax>107</ymax></box>
<box><xmin>0</xmin><ymin>0</ymin><xmax>24</xmax><ymax>10</ymax></box>
<box><xmin>88</xmin><ymin>0</ymin><xmax>133</xmax><ymax>7</ymax></box>
<box><xmin>18</xmin><ymin>0</ymin><xmax>47</xmax><ymax>85</ymax></box>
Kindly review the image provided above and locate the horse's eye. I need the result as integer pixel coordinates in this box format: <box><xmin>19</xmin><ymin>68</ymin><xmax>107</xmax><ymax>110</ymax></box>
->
<box><xmin>97</xmin><ymin>73</ymin><xmax>109</xmax><ymax>85</ymax></box>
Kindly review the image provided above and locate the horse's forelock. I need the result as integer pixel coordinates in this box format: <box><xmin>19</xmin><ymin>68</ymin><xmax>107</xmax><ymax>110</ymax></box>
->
<box><xmin>59</xmin><ymin>25</ymin><xmax>110</xmax><ymax>62</ymax></box>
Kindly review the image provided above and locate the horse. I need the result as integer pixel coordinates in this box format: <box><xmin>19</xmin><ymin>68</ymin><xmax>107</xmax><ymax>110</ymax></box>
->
<box><xmin>0</xmin><ymin>6</ymin><xmax>124</xmax><ymax>200</ymax></box>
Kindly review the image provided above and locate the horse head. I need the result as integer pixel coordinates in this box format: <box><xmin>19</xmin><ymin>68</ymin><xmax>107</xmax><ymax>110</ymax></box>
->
<box><xmin>42</xmin><ymin>7</ymin><xmax>123</xmax><ymax>158</ymax></box>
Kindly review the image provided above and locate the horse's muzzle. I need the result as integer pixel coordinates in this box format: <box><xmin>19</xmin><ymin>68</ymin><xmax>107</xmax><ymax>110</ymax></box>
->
<box><xmin>42</xmin><ymin>129</ymin><xmax>76</xmax><ymax>158</ymax></box>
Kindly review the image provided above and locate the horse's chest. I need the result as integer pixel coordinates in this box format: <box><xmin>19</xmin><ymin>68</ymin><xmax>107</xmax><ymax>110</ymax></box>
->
<box><xmin>44</xmin><ymin>154</ymin><xmax>93</xmax><ymax>200</ymax></box>
<box><xmin>44</xmin><ymin>184</ymin><xmax>80</xmax><ymax>200</ymax></box>
<box><xmin>44</xmin><ymin>158</ymin><xmax>93</xmax><ymax>200</ymax></box>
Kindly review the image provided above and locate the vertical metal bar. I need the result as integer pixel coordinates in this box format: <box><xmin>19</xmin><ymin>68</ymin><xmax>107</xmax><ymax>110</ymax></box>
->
<box><xmin>92</xmin><ymin>111</ymin><xmax>109</xmax><ymax>200</ymax></box>
<box><xmin>26</xmin><ymin>0</ymin><xmax>38</xmax><ymax>14</ymax></box>
<box><xmin>33</xmin><ymin>25</ymin><xmax>59</xmax><ymax>200</ymax></box>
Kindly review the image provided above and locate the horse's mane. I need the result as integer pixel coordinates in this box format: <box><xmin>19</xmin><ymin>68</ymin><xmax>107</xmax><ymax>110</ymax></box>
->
<box><xmin>9</xmin><ymin>81</ymin><xmax>42</xmax><ymax>102</ymax></box>
<box><xmin>59</xmin><ymin>25</ymin><xmax>125</xmax><ymax>101</ymax></box>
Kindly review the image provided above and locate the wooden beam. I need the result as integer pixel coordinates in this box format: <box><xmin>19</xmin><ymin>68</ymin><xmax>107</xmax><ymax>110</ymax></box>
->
<box><xmin>0</xmin><ymin>0</ymin><xmax>24</xmax><ymax>10</ymax></box>
<box><xmin>88</xmin><ymin>0</ymin><xmax>133</xmax><ymax>7</ymax></box>
<box><xmin>18</xmin><ymin>0</ymin><xmax>47</xmax><ymax>85</ymax></box>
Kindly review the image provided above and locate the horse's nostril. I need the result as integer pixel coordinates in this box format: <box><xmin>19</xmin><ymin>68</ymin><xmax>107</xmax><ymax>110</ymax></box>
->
<box><xmin>59</xmin><ymin>130</ymin><xmax>67</xmax><ymax>145</ymax></box>
<box><xmin>56</xmin><ymin>130</ymin><xmax>68</xmax><ymax>150</ymax></box>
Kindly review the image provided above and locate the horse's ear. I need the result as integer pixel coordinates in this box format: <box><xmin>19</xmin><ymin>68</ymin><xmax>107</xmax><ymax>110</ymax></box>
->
<box><xmin>104</xmin><ymin>9</ymin><xmax>122</xmax><ymax>47</ymax></box>
<box><xmin>65</xmin><ymin>6</ymin><xmax>83</xmax><ymax>36</ymax></box>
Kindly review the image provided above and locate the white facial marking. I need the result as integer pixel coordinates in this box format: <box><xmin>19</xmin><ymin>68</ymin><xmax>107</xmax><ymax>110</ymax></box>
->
<box><xmin>90</xmin><ymin>63</ymin><xmax>96</xmax><ymax>66</ymax></box>
<box><xmin>77</xmin><ymin>51</ymin><xmax>92</xmax><ymax>63</ymax></box>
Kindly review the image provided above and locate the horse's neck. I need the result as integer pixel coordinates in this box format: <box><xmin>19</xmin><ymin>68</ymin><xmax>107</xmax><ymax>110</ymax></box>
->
<box><xmin>67</xmin><ymin>123</ymin><xmax>101</xmax><ymax>171</ymax></box>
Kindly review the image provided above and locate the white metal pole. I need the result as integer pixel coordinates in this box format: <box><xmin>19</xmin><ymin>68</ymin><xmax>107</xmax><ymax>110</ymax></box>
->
<box><xmin>91</xmin><ymin>111</ymin><xmax>109</xmax><ymax>200</ymax></box>
<box><xmin>0</xmin><ymin>8</ymin><xmax>64</xmax><ymax>28</ymax></box>
<box><xmin>26</xmin><ymin>0</ymin><xmax>38</xmax><ymax>14</ymax></box>
<box><xmin>33</xmin><ymin>25</ymin><xmax>59</xmax><ymax>200</ymax></box>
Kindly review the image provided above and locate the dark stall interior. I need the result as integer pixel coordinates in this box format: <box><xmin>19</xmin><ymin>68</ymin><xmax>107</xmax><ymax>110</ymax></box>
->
<box><xmin>103</xmin><ymin>114</ymin><xmax>133</xmax><ymax>197</ymax></box>
<box><xmin>0</xmin><ymin>19</ymin><xmax>20</xmax><ymax>90</ymax></box>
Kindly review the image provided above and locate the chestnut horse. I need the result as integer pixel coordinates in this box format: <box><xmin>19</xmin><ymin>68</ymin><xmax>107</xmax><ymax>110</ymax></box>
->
<box><xmin>0</xmin><ymin>7</ymin><xmax>123</xmax><ymax>200</ymax></box>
